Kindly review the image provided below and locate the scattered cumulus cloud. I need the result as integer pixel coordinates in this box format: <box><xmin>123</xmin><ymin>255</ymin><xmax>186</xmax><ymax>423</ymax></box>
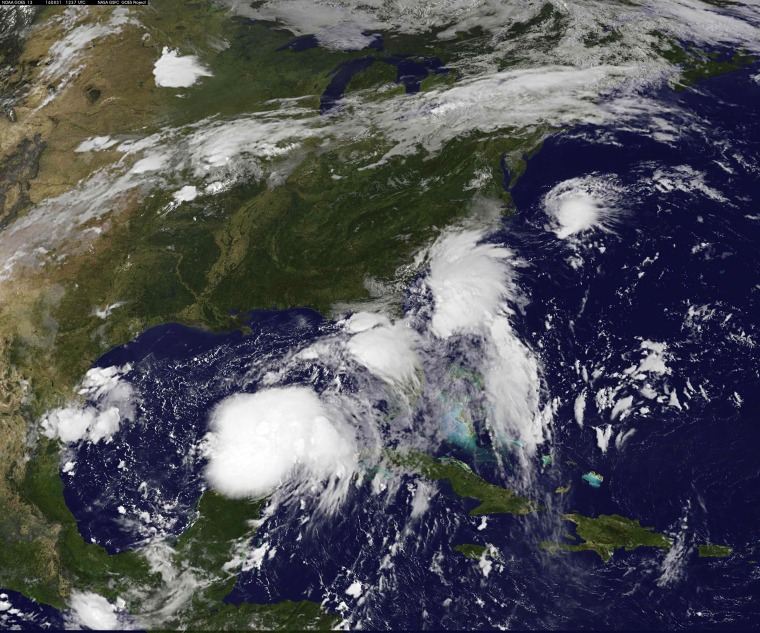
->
<box><xmin>9</xmin><ymin>0</ymin><xmax>756</xmax><ymax>280</ymax></box>
<box><xmin>0</xmin><ymin>107</ymin><xmax>323</xmax><ymax>280</ymax></box>
<box><xmin>41</xmin><ymin>365</ymin><xmax>136</xmax><ymax>444</ymax></box>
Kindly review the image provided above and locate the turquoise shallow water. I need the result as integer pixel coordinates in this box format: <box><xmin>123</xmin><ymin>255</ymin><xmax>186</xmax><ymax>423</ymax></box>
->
<box><xmin>582</xmin><ymin>472</ymin><xmax>604</xmax><ymax>489</ymax></box>
<box><xmin>439</xmin><ymin>398</ymin><xmax>477</xmax><ymax>451</ymax></box>
<box><xmin>5</xmin><ymin>37</ymin><xmax>760</xmax><ymax>632</ymax></box>
<box><xmin>49</xmin><ymin>61</ymin><xmax>760</xmax><ymax>630</ymax></box>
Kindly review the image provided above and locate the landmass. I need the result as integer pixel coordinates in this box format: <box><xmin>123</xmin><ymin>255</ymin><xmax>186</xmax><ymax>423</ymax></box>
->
<box><xmin>0</xmin><ymin>4</ymin><xmax>539</xmax><ymax>620</ymax></box>
<box><xmin>582</xmin><ymin>471</ymin><xmax>604</xmax><ymax>488</ymax></box>
<box><xmin>0</xmin><ymin>1</ymin><xmax>752</xmax><ymax>626</ymax></box>
<box><xmin>164</xmin><ymin>491</ymin><xmax>338</xmax><ymax>630</ymax></box>
<box><xmin>388</xmin><ymin>451</ymin><xmax>537</xmax><ymax>515</ymax></box>
<box><xmin>453</xmin><ymin>544</ymin><xmax>490</xmax><ymax>560</ymax></box>
<box><xmin>697</xmin><ymin>544</ymin><xmax>733</xmax><ymax>558</ymax></box>
<box><xmin>541</xmin><ymin>513</ymin><xmax>672</xmax><ymax>562</ymax></box>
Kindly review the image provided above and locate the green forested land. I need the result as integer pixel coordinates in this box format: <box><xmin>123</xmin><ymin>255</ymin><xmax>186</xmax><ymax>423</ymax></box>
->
<box><xmin>541</xmin><ymin>514</ymin><xmax>672</xmax><ymax>562</ymax></box>
<box><xmin>698</xmin><ymin>544</ymin><xmax>732</xmax><ymax>558</ymax></box>
<box><xmin>389</xmin><ymin>451</ymin><xmax>537</xmax><ymax>515</ymax></box>
<box><xmin>453</xmin><ymin>544</ymin><xmax>489</xmax><ymax>560</ymax></box>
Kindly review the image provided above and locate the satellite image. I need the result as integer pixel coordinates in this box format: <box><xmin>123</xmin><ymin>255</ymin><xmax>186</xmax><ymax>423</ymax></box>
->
<box><xmin>0</xmin><ymin>0</ymin><xmax>758</xmax><ymax>629</ymax></box>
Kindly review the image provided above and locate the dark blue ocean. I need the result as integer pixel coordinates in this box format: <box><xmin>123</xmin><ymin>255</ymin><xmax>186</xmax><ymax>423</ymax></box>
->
<box><xmin>0</xmin><ymin>590</ymin><xmax>62</xmax><ymax>631</ymax></box>
<box><xmin>7</xmin><ymin>60</ymin><xmax>760</xmax><ymax>630</ymax></box>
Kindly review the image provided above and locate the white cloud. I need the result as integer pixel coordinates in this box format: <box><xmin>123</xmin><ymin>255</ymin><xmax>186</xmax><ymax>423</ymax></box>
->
<box><xmin>652</xmin><ymin>166</ymin><xmax>727</xmax><ymax>201</ymax></box>
<box><xmin>128</xmin><ymin>542</ymin><xmax>203</xmax><ymax>627</ymax></box>
<box><xmin>345</xmin><ymin>580</ymin><xmax>363</xmax><ymax>598</ymax></box>
<box><xmin>68</xmin><ymin>592</ymin><xmax>123</xmax><ymax>630</ymax></box>
<box><xmin>409</xmin><ymin>480</ymin><xmax>436</xmax><ymax>518</ymax></box>
<box><xmin>130</xmin><ymin>153</ymin><xmax>168</xmax><ymax>174</ymax></box>
<box><xmin>574</xmin><ymin>392</ymin><xmax>586</xmax><ymax>427</ymax></box>
<box><xmin>42</xmin><ymin>8</ymin><xmax>135</xmax><ymax>82</ymax></box>
<box><xmin>40</xmin><ymin>364</ymin><xmax>135</xmax><ymax>444</ymax></box>
<box><xmin>344</xmin><ymin>312</ymin><xmax>391</xmax><ymax>334</ymax></box>
<box><xmin>347</xmin><ymin>318</ymin><xmax>420</xmax><ymax>386</ymax></box>
<box><xmin>153</xmin><ymin>47</ymin><xmax>212</xmax><ymax>88</ymax></box>
<box><xmin>638</xmin><ymin>341</ymin><xmax>671</xmax><ymax>375</ymax></box>
<box><xmin>610</xmin><ymin>395</ymin><xmax>634</xmax><ymax>421</ymax></box>
<box><xmin>424</xmin><ymin>229</ymin><xmax>547</xmax><ymax>455</ymax></box>
<box><xmin>87</xmin><ymin>406</ymin><xmax>122</xmax><ymax>443</ymax></box>
<box><xmin>75</xmin><ymin>136</ymin><xmax>118</xmax><ymax>153</ymax></box>
<box><xmin>183</xmin><ymin>111</ymin><xmax>321</xmax><ymax>177</ymax></box>
<box><xmin>426</xmin><ymin>230</ymin><xmax>514</xmax><ymax>339</ymax></box>
<box><xmin>213</xmin><ymin>0</ymin><xmax>759</xmax><ymax>171</ymax></box>
<box><xmin>217</xmin><ymin>0</ymin><xmax>558</xmax><ymax>39</ymax></box>
<box><xmin>7</xmin><ymin>0</ymin><xmax>757</xmax><ymax>286</ymax></box>
<box><xmin>92</xmin><ymin>301</ymin><xmax>126</xmax><ymax>319</ymax></box>
<box><xmin>355</xmin><ymin>64</ymin><xmax>670</xmax><ymax>166</ymax></box>
<box><xmin>42</xmin><ymin>404</ymin><xmax>124</xmax><ymax>445</ymax></box>
<box><xmin>42</xmin><ymin>407</ymin><xmax>96</xmax><ymax>444</ymax></box>
<box><xmin>594</xmin><ymin>424</ymin><xmax>613</xmax><ymax>453</ymax></box>
<box><xmin>315</xmin><ymin>22</ymin><xmax>379</xmax><ymax>50</ymax></box>
<box><xmin>203</xmin><ymin>387</ymin><xmax>357</xmax><ymax>499</ymax></box>
<box><xmin>224</xmin><ymin>0</ymin><xmax>760</xmax><ymax>55</ymax></box>
<box><xmin>0</xmin><ymin>107</ymin><xmax>322</xmax><ymax>280</ymax></box>
<box><xmin>32</xmin><ymin>7</ymin><xmax>137</xmax><ymax>112</ymax></box>
<box><xmin>615</xmin><ymin>427</ymin><xmax>636</xmax><ymax>450</ymax></box>
<box><xmin>543</xmin><ymin>175</ymin><xmax>621</xmax><ymax>240</ymax></box>
<box><xmin>78</xmin><ymin>364</ymin><xmax>133</xmax><ymax>399</ymax></box>
<box><xmin>482</xmin><ymin>316</ymin><xmax>545</xmax><ymax>455</ymax></box>
<box><xmin>650</xmin><ymin>0</ymin><xmax>760</xmax><ymax>52</ymax></box>
<box><xmin>173</xmin><ymin>185</ymin><xmax>198</xmax><ymax>203</ymax></box>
